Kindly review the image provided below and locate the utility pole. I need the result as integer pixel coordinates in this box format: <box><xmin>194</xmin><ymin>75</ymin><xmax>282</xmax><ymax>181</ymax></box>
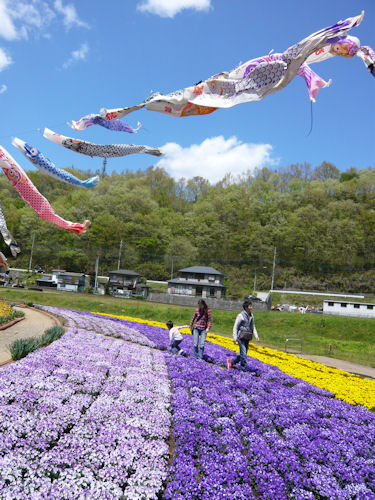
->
<box><xmin>271</xmin><ymin>246</ymin><xmax>277</xmax><ymax>291</ymax></box>
<box><xmin>170</xmin><ymin>256</ymin><xmax>174</xmax><ymax>280</ymax></box>
<box><xmin>117</xmin><ymin>239</ymin><xmax>123</xmax><ymax>270</ymax></box>
<box><xmin>94</xmin><ymin>256</ymin><xmax>99</xmax><ymax>293</ymax></box>
<box><xmin>254</xmin><ymin>266</ymin><xmax>267</xmax><ymax>295</ymax></box>
<box><xmin>28</xmin><ymin>233</ymin><xmax>35</xmax><ymax>272</ymax></box>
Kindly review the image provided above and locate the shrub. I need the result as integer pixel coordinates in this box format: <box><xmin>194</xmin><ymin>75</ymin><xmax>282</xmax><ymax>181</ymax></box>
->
<box><xmin>9</xmin><ymin>337</ymin><xmax>40</xmax><ymax>361</ymax></box>
<box><xmin>8</xmin><ymin>325</ymin><xmax>65</xmax><ymax>361</ymax></box>
<box><xmin>39</xmin><ymin>326</ymin><xmax>64</xmax><ymax>347</ymax></box>
<box><xmin>0</xmin><ymin>310</ymin><xmax>25</xmax><ymax>326</ymax></box>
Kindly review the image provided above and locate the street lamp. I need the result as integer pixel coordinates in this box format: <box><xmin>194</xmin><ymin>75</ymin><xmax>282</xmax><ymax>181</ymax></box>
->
<box><xmin>253</xmin><ymin>266</ymin><xmax>267</xmax><ymax>295</ymax></box>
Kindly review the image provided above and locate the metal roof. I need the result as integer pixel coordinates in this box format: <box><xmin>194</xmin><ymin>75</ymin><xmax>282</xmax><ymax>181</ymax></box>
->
<box><xmin>53</xmin><ymin>271</ymin><xmax>85</xmax><ymax>277</ymax></box>
<box><xmin>178</xmin><ymin>266</ymin><xmax>223</xmax><ymax>275</ymax></box>
<box><xmin>109</xmin><ymin>269</ymin><xmax>141</xmax><ymax>276</ymax></box>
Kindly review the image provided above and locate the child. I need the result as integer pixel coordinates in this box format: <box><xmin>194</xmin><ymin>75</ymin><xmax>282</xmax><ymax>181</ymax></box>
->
<box><xmin>166</xmin><ymin>321</ymin><xmax>188</xmax><ymax>356</ymax></box>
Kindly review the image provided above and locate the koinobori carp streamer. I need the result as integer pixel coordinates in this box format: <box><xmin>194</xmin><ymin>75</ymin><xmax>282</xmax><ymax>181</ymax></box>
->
<box><xmin>0</xmin><ymin>200</ymin><xmax>20</xmax><ymax>257</ymax></box>
<box><xmin>94</xmin><ymin>12</ymin><xmax>373</xmax><ymax>120</ymax></box>
<box><xmin>12</xmin><ymin>137</ymin><xmax>99</xmax><ymax>189</ymax></box>
<box><xmin>0</xmin><ymin>146</ymin><xmax>90</xmax><ymax>234</ymax></box>
<box><xmin>43</xmin><ymin>128</ymin><xmax>164</xmax><ymax>158</ymax></box>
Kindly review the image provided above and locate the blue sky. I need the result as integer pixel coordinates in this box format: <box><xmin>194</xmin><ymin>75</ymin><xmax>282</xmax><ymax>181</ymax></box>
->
<box><xmin>0</xmin><ymin>0</ymin><xmax>374</xmax><ymax>184</ymax></box>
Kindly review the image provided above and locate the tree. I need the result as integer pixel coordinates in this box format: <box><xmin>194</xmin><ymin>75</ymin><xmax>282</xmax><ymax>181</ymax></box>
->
<box><xmin>339</xmin><ymin>167</ymin><xmax>359</xmax><ymax>183</ymax></box>
<box><xmin>312</xmin><ymin>161</ymin><xmax>340</xmax><ymax>181</ymax></box>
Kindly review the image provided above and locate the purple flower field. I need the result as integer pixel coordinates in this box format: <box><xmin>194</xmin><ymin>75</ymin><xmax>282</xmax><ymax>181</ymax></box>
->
<box><xmin>0</xmin><ymin>307</ymin><xmax>374</xmax><ymax>499</ymax></box>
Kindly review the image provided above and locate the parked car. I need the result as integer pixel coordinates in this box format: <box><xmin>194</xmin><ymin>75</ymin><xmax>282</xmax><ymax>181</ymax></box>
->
<box><xmin>244</xmin><ymin>295</ymin><xmax>262</xmax><ymax>302</ymax></box>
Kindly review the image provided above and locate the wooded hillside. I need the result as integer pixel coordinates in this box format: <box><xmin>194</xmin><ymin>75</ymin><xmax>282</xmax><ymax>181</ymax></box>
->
<box><xmin>1</xmin><ymin>160</ymin><xmax>374</xmax><ymax>297</ymax></box>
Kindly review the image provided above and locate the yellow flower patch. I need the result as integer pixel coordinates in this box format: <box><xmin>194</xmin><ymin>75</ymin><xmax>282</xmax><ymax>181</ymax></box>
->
<box><xmin>0</xmin><ymin>300</ymin><xmax>13</xmax><ymax>318</ymax></box>
<box><xmin>92</xmin><ymin>312</ymin><xmax>375</xmax><ymax>410</ymax></box>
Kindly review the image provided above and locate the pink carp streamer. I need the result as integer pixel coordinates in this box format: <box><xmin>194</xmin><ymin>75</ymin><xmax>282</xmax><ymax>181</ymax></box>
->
<box><xmin>0</xmin><ymin>147</ymin><xmax>90</xmax><ymax>234</ymax></box>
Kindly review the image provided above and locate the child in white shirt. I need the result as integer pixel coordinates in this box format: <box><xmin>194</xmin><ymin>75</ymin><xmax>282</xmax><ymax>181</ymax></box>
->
<box><xmin>166</xmin><ymin>321</ymin><xmax>188</xmax><ymax>356</ymax></box>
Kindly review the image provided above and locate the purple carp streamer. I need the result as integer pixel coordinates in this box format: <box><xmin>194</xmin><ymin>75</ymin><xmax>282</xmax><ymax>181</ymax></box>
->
<box><xmin>69</xmin><ymin>113</ymin><xmax>141</xmax><ymax>133</ymax></box>
<box><xmin>43</xmin><ymin>128</ymin><xmax>164</xmax><ymax>158</ymax></box>
<box><xmin>12</xmin><ymin>137</ymin><xmax>99</xmax><ymax>189</ymax></box>
<box><xmin>97</xmin><ymin>11</ymin><xmax>372</xmax><ymax>120</ymax></box>
<box><xmin>0</xmin><ymin>147</ymin><xmax>90</xmax><ymax>234</ymax></box>
<box><xmin>0</xmin><ymin>201</ymin><xmax>20</xmax><ymax>257</ymax></box>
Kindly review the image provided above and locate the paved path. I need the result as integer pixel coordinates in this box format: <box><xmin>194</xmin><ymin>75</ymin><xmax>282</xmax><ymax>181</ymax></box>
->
<box><xmin>296</xmin><ymin>353</ymin><xmax>375</xmax><ymax>380</ymax></box>
<box><xmin>0</xmin><ymin>306</ymin><xmax>58</xmax><ymax>364</ymax></box>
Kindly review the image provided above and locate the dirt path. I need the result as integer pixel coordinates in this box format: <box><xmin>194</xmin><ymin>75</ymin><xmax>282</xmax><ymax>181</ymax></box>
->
<box><xmin>0</xmin><ymin>306</ymin><xmax>59</xmax><ymax>365</ymax></box>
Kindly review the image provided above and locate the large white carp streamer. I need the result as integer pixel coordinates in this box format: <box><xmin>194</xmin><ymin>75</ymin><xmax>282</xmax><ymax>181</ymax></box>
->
<box><xmin>0</xmin><ymin>147</ymin><xmax>90</xmax><ymax>235</ymax></box>
<box><xmin>95</xmin><ymin>11</ymin><xmax>373</xmax><ymax>120</ymax></box>
<box><xmin>12</xmin><ymin>138</ymin><xmax>99</xmax><ymax>189</ymax></box>
<box><xmin>0</xmin><ymin>201</ymin><xmax>20</xmax><ymax>257</ymax></box>
<box><xmin>43</xmin><ymin>128</ymin><xmax>164</xmax><ymax>158</ymax></box>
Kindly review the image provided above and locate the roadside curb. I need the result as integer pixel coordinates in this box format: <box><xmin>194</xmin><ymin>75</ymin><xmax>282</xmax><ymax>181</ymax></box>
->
<box><xmin>0</xmin><ymin>316</ymin><xmax>25</xmax><ymax>331</ymax></box>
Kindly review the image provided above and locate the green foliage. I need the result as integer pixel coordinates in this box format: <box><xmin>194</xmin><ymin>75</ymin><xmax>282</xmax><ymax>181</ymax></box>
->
<box><xmin>39</xmin><ymin>326</ymin><xmax>65</xmax><ymax>347</ymax></box>
<box><xmin>2</xmin><ymin>163</ymin><xmax>375</xmax><ymax>293</ymax></box>
<box><xmin>8</xmin><ymin>324</ymin><xmax>65</xmax><ymax>360</ymax></box>
<box><xmin>0</xmin><ymin>310</ymin><xmax>25</xmax><ymax>326</ymax></box>
<box><xmin>8</xmin><ymin>337</ymin><xmax>40</xmax><ymax>361</ymax></box>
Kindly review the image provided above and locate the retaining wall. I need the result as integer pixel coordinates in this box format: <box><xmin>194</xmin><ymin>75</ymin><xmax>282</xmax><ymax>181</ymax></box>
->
<box><xmin>148</xmin><ymin>292</ymin><xmax>271</xmax><ymax>312</ymax></box>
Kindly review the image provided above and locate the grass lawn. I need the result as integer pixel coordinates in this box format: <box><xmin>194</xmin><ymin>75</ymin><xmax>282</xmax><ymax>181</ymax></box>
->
<box><xmin>1</xmin><ymin>288</ymin><xmax>374</xmax><ymax>368</ymax></box>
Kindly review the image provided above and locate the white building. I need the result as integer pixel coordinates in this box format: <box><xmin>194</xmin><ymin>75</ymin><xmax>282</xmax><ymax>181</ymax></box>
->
<box><xmin>168</xmin><ymin>266</ymin><xmax>226</xmax><ymax>298</ymax></box>
<box><xmin>323</xmin><ymin>300</ymin><xmax>375</xmax><ymax>318</ymax></box>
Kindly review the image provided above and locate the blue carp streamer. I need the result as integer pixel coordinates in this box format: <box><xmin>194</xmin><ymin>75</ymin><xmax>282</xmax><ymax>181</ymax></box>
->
<box><xmin>12</xmin><ymin>138</ymin><xmax>99</xmax><ymax>189</ymax></box>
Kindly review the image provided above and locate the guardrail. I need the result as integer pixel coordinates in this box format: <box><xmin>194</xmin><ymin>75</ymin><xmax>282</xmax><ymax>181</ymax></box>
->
<box><xmin>285</xmin><ymin>338</ymin><xmax>302</xmax><ymax>354</ymax></box>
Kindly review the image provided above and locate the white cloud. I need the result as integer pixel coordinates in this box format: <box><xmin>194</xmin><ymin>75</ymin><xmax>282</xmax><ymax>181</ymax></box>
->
<box><xmin>62</xmin><ymin>42</ymin><xmax>89</xmax><ymax>69</ymax></box>
<box><xmin>0</xmin><ymin>47</ymin><xmax>12</xmax><ymax>71</ymax></box>
<box><xmin>0</xmin><ymin>0</ymin><xmax>88</xmax><ymax>41</ymax></box>
<box><xmin>137</xmin><ymin>0</ymin><xmax>211</xmax><ymax>18</ymax></box>
<box><xmin>0</xmin><ymin>0</ymin><xmax>55</xmax><ymax>40</ymax></box>
<box><xmin>157</xmin><ymin>136</ymin><xmax>278</xmax><ymax>183</ymax></box>
<box><xmin>54</xmin><ymin>0</ymin><xmax>90</xmax><ymax>30</ymax></box>
<box><xmin>0</xmin><ymin>84</ymin><xmax>7</xmax><ymax>94</ymax></box>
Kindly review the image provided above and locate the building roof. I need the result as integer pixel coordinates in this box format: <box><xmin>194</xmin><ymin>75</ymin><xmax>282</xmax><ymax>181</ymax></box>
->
<box><xmin>324</xmin><ymin>300</ymin><xmax>374</xmax><ymax>306</ymax></box>
<box><xmin>109</xmin><ymin>269</ymin><xmax>141</xmax><ymax>276</ymax></box>
<box><xmin>55</xmin><ymin>271</ymin><xmax>85</xmax><ymax>277</ymax></box>
<box><xmin>178</xmin><ymin>266</ymin><xmax>223</xmax><ymax>275</ymax></box>
<box><xmin>168</xmin><ymin>278</ymin><xmax>226</xmax><ymax>288</ymax></box>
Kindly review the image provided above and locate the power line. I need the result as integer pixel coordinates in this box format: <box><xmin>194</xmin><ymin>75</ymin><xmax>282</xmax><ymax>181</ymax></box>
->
<box><xmin>20</xmin><ymin>241</ymin><xmax>375</xmax><ymax>272</ymax></box>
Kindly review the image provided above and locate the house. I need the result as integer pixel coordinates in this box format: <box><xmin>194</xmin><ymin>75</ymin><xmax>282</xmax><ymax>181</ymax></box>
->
<box><xmin>168</xmin><ymin>266</ymin><xmax>226</xmax><ymax>298</ymax></box>
<box><xmin>50</xmin><ymin>270</ymin><xmax>87</xmax><ymax>293</ymax></box>
<box><xmin>323</xmin><ymin>300</ymin><xmax>375</xmax><ymax>319</ymax></box>
<box><xmin>108</xmin><ymin>269</ymin><xmax>149</xmax><ymax>297</ymax></box>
